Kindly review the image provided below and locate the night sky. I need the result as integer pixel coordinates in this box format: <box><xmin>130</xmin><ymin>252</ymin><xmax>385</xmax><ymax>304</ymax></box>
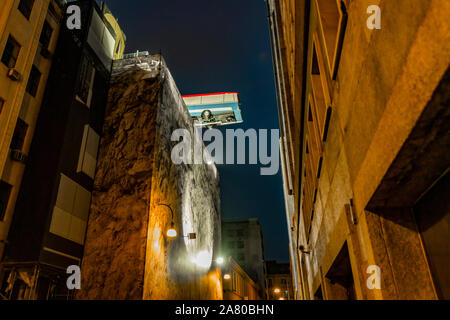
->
<box><xmin>102</xmin><ymin>0</ymin><xmax>288</xmax><ymax>262</ymax></box>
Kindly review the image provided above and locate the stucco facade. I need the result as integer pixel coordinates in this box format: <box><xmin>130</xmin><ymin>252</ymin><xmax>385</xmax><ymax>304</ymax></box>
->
<box><xmin>268</xmin><ymin>0</ymin><xmax>450</xmax><ymax>300</ymax></box>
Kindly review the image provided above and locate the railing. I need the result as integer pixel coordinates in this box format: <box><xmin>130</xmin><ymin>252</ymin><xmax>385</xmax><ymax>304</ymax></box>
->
<box><xmin>122</xmin><ymin>51</ymin><xmax>150</xmax><ymax>59</ymax></box>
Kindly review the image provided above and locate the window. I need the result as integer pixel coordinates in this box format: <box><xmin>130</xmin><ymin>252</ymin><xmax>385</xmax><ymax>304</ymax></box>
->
<box><xmin>76</xmin><ymin>55</ymin><xmax>95</xmax><ymax>106</ymax></box>
<box><xmin>115</xmin><ymin>40</ymin><xmax>122</xmax><ymax>55</ymax></box>
<box><xmin>311</xmin><ymin>44</ymin><xmax>328</xmax><ymax>137</ymax></box>
<box><xmin>18</xmin><ymin>0</ymin><xmax>35</xmax><ymax>20</ymax></box>
<box><xmin>414</xmin><ymin>172</ymin><xmax>450</xmax><ymax>299</ymax></box>
<box><xmin>281</xmin><ymin>278</ymin><xmax>287</xmax><ymax>285</ymax></box>
<box><xmin>1</xmin><ymin>36</ymin><xmax>21</xmax><ymax>68</ymax></box>
<box><xmin>314</xmin><ymin>285</ymin><xmax>323</xmax><ymax>300</ymax></box>
<box><xmin>0</xmin><ymin>181</ymin><xmax>12</xmax><ymax>221</ymax></box>
<box><xmin>236</xmin><ymin>229</ymin><xmax>245</xmax><ymax>237</ymax></box>
<box><xmin>77</xmin><ymin>125</ymin><xmax>100</xmax><ymax>179</ymax></box>
<box><xmin>325</xmin><ymin>242</ymin><xmax>356</xmax><ymax>300</ymax></box>
<box><xmin>49</xmin><ymin>174</ymin><xmax>91</xmax><ymax>245</ymax></box>
<box><xmin>10</xmin><ymin>118</ymin><xmax>28</xmax><ymax>151</ymax></box>
<box><xmin>26</xmin><ymin>66</ymin><xmax>41</xmax><ymax>97</ymax></box>
<box><xmin>39</xmin><ymin>20</ymin><xmax>53</xmax><ymax>49</ymax></box>
<box><xmin>236</xmin><ymin>241</ymin><xmax>244</xmax><ymax>249</ymax></box>
<box><xmin>315</xmin><ymin>0</ymin><xmax>347</xmax><ymax>78</ymax></box>
<box><xmin>0</xmin><ymin>98</ymin><xmax>4</xmax><ymax>114</ymax></box>
<box><xmin>227</xmin><ymin>241</ymin><xmax>234</xmax><ymax>249</ymax></box>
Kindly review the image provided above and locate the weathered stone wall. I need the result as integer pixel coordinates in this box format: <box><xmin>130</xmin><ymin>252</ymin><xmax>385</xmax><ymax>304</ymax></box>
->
<box><xmin>77</xmin><ymin>55</ymin><xmax>222</xmax><ymax>300</ymax></box>
<box><xmin>143</xmin><ymin>56</ymin><xmax>222</xmax><ymax>300</ymax></box>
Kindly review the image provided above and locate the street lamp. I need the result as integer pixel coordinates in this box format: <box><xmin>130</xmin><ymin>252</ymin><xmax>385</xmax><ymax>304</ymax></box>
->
<box><xmin>166</xmin><ymin>222</ymin><xmax>177</xmax><ymax>238</ymax></box>
<box><xmin>274</xmin><ymin>288</ymin><xmax>280</xmax><ymax>294</ymax></box>
<box><xmin>223</xmin><ymin>274</ymin><xmax>231</xmax><ymax>280</ymax></box>
<box><xmin>216</xmin><ymin>257</ymin><xmax>224</xmax><ymax>265</ymax></box>
<box><xmin>158</xmin><ymin>203</ymin><xmax>177</xmax><ymax>238</ymax></box>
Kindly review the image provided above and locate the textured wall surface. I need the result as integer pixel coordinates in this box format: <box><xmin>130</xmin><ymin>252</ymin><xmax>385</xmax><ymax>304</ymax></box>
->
<box><xmin>143</xmin><ymin>56</ymin><xmax>222</xmax><ymax>300</ymax></box>
<box><xmin>272</xmin><ymin>0</ymin><xmax>449</xmax><ymax>300</ymax></box>
<box><xmin>77</xmin><ymin>55</ymin><xmax>222</xmax><ymax>300</ymax></box>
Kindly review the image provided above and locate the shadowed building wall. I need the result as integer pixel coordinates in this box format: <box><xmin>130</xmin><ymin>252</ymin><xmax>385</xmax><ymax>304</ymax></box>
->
<box><xmin>268</xmin><ymin>0</ymin><xmax>450</xmax><ymax>300</ymax></box>
<box><xmin>0</xmin><ymin>0</ymin><xmax>123</xmax><ymax>300</ymax></box>
<box><xmin>0</xmin><ymin>0</ymin><xmax>64</xmax><ymax>261</ymax></box>
<box><xmin>77</xmin><ymin>54</ymin><xmax>222</xmax><ymax>300</ymax></box>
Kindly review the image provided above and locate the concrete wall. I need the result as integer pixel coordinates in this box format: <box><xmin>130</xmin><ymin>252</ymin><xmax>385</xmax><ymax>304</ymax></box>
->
<box><xmin>77</xmin><ymin>55</ymin><xmax>222</xmax><ymax>300</ymax></box>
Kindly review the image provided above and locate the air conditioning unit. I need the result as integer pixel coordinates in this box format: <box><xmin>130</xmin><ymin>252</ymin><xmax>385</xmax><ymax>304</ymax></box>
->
<box><xmin>7</xmin><ymin>68</ymin><xmax>21</xmax><ymax>81</ymax></box>
<box><xmin>10</xmin><ymin>149</ymin><xmax>28</xmax><ymax>164</ymax></box>
<box><xmin>41</xmin><ymin>47</ymin><xmax>52</xmax><ymax>59</ymax></box>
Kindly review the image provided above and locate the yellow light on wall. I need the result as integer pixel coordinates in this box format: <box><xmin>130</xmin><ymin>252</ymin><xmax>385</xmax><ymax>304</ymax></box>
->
<box><xmin>224</xmin><ymin>274</ymin><xmax>231</xmax><ymax>280</ymax></box>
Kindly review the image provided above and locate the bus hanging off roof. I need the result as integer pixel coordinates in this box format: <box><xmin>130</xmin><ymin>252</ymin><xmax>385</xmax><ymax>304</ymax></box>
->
<box><xmin>182</xmin><ymin>92</ymin><xmax>244</xmax><ymax>127</ymax></box>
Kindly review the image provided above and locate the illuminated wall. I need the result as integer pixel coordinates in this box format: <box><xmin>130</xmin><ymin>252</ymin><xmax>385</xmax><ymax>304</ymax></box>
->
<box><xmin>101</xmin><ymin>2</ymin><xmax>126</xmax><ymax>60</ymax></box>
<box><xmin>77</xmin><ymin>54</ymin><xmax>222</xmax><ymax>300</ymax></box>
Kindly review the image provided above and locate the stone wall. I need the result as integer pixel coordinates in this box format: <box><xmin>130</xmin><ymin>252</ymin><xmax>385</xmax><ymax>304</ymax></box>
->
<box><xmin>77</xmin><ymin>55</ymin><xmax>222</xmax><ymax>300</ymax></box>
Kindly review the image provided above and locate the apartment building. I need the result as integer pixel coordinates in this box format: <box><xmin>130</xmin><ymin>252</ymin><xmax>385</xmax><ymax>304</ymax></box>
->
<box><xmin>268</xmin><ymin>0</ymin><xmax>450</xmax><ymax>299</ymax></box>
<box><xmin>265</xmin><ymin>260</ymin><xmax>293</xmax><ymax>300</ymax></box>
<box><xmin>222</xmin><ymin>219</ymin><xmax>267</xmax><ymax>299</ymax></box>
<box><xmin>0</xmin><ymin>0</ymin><xmax>64</xmax><ymax>261</ymax></box>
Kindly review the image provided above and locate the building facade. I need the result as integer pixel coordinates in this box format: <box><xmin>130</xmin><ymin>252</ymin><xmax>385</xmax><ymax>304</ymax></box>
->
<box><xmin>222</xmin><ymin>257</ymin><xmax>261</xmax><ymax>300</ymax></box>
<box><xmin>265</xmin><ymin>260</ymin><xmax>294</xmax><ymax>300</ymax></box>
<box><xmin>0</xmin><ymin>0</ymin><xmax>64</xmax><ymax>261</ymax></box>
<box><xmin>0</xmin><ymin>0</ymin><xmax>124</xmax><ymax>300</ymax></box>
<box><xmin>76</xmin><ymin>53</ymin><xmax>223</xmax><ymax>300</ymax></box>
<box><xmin>268</xmin><ymin>0</ymin><xmax>450</xmax><ymax>299</ymax></box>
<box><xmin>222</xmin><ymin>218</ymin><xmax>266</xmax><ymax>299</ymax></box>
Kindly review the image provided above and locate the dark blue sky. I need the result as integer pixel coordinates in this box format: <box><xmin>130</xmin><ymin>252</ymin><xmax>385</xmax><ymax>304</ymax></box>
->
<box><xmin>103</xmin><ymin>0</ymin><xmax>289</xmax><ymax>262</ymax></box>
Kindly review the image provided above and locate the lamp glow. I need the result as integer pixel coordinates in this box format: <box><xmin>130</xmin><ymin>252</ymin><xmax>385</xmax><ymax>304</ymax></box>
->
<box><xmin>224</xmin><ymin>274</ymin><xmax>231</xmax><ymax>280</ymax></box>
<box><xmin>274</xmin><ymin>288</ymin><xmax>280</xmax><ymax>294</ymax></box>
<box><xmin>167</xmin><ymin>228</ymin><xmax>177</xmax><ymax>238</ymax></box>
<box><xmin>159</xmin><ymin>204</ymin><xmax>177</xmax><ymax>239</ymax></box>
<box><xmin>216</xmin><ymin>257</ymin><xmax>224</xmax><ymax>265</ymax></box>
<box><xmin>192</xmin><ymin>250</ymin><xmax>212</xmax><ymax>269</ymax></box>
<box><xmin>279</xmin><ymin>298</ymin><xmax>284</xmax><ymax>300</ymax></box>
